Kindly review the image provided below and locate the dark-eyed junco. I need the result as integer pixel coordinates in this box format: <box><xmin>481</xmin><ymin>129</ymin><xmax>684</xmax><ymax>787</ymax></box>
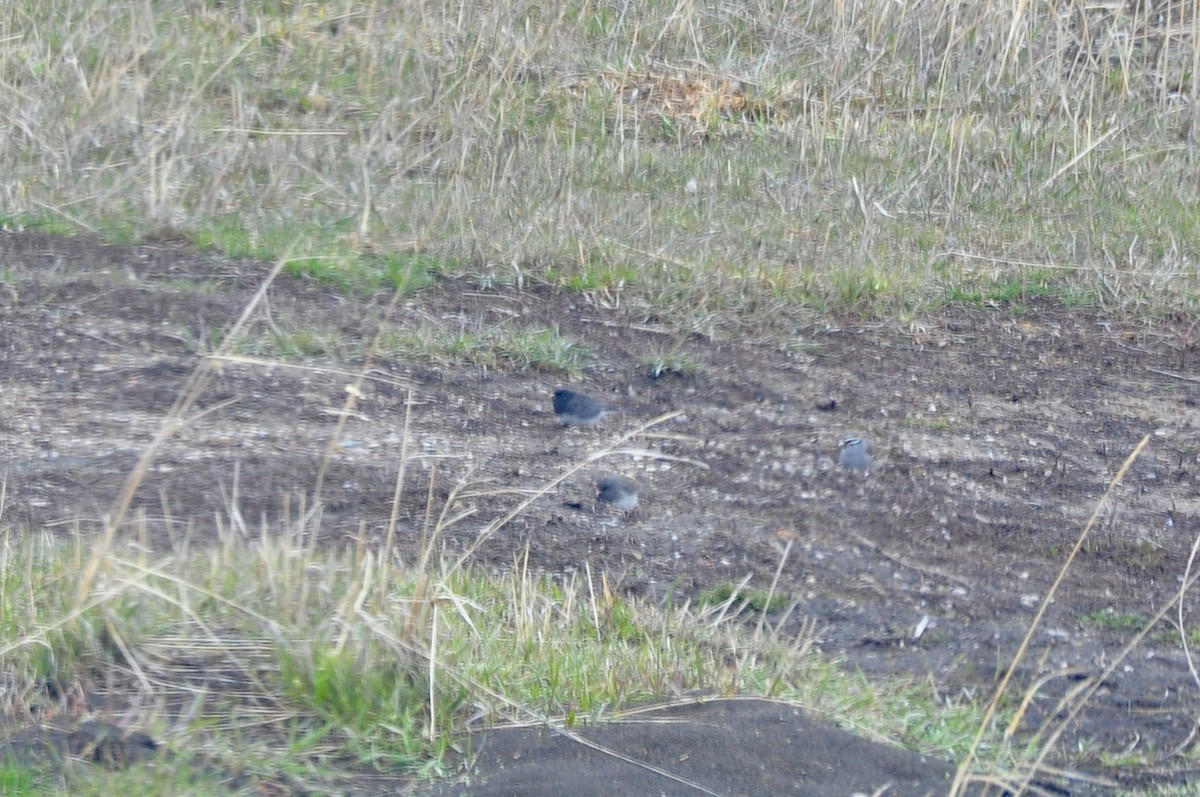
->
<box><xmin>553</xmin><ymin>388</ymin><xmax>616</xmax><ymax>426</ymax></box>
<box><xmin>597</xmin><ymin>475</ymin><xmax>639</xmax><ymax>511</ymax></box>
<box><xmin>839</xmin><ymin>437</ymin><xmax>872</xmax><ymax>472</ymax></box>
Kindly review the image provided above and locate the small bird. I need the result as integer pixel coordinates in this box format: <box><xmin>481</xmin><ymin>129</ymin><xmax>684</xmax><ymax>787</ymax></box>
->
<box><xmin>553</xmin><ymin>388</ymin><xmax>616</xmax><ymax>426</ymax></box>
<box><xmin>596</xmin><ymin>475</ymin><xmax>639</xmax><ymax>511</ymax></box>
<box><xmin>839</xmin><ymin>437</ymin><xmax>872</xmax><ymax>472</ymax></box>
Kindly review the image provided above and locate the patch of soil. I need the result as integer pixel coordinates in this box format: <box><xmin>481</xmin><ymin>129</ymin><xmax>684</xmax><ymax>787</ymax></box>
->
<box><xmin>422</xmin><ymin>697</ymin><xmax>986</xmax><ymax>797</ymax></box>
<box><xmin>0</xmin><ymin>719</ymin><xmax>158</xmax><ymax>770</ymax></box>
<box><xmin>3</xmin><ymin>230</ymin><xmax>1200</xmax><ymax>794</ymax></box>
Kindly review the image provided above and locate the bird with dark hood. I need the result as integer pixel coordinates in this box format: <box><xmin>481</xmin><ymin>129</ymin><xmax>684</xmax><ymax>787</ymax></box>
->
<box><xmin>553</xmin><ymin>388</ymin><xmax>617</xmax><ymax>426</ymax></box>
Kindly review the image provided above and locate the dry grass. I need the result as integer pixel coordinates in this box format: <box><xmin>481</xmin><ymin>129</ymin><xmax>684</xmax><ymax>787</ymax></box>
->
<box><xmin>2</xmin><ymin>0</ymin><xmax>1199</xmax><ymax>326</ymax></box>
<box><xmin>4</xmin><ymin>2</ymin><xmax>1200</xmax><ymax>794</ymax></box>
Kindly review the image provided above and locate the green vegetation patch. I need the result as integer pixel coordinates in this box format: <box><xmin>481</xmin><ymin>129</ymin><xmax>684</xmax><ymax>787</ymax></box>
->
<box><xmin>0</xmin><ymin>528</ymin><xmax>992</xmax><ymax>791</ymax></box>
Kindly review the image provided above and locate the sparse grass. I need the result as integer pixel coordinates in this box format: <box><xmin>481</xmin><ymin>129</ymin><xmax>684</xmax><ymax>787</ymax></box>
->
<box><xmin>697</xmin><ymin>582</ymin><xmax>790</xmax><ymax>614</ymax></box>
<box><xmin>1099</xmin><ymin>748</ymin><xmax>1158</xmax><ymax>770</ymax></box>
<box><xmin>239</xmin><ymin>325</ymin><xmax>342</xmax><ymax>358</ymax></box>
<box><xmin>13</xmin><ymin>761</ymin><xmax>233</xmax><ymax>797</ymax></box>
<box><xmin>642</xmin><ymin>345</ymin><xmax>702</xmax><ymax>379</ymax></box>
<box><xmin>1085</xmin><ymin>607</ymin><xmax>1150</xmax><ymax>633</ymax></box>
<box><xmin>904</xmin><ymin>416</ymin><xmax>955</xmax><ymax>432</ymax></box>
<box><xmin>2</xmin><ymin>0</ymin><xmax>1200</xmax><ymax>325</ymax></box>
<box><xmin>376</xmin><ymin>323</ymin><xmax>592</xmax><ymax>375</ymax></box>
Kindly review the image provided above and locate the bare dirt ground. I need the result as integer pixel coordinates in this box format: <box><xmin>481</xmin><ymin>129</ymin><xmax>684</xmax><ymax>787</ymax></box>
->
<box><xmin>3</xmin><ymin>230</ymin><xmax>1200</xmax><ymax>795</ymax></box>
